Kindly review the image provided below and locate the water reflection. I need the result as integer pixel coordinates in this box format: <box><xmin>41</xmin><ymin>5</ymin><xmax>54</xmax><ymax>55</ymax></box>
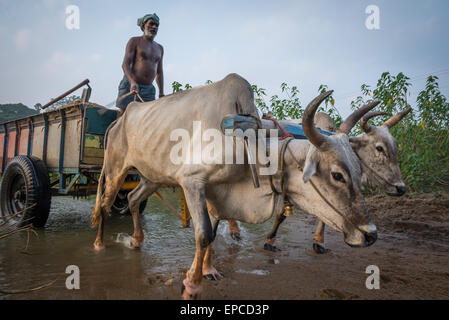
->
<box><xmin>0</xmin><ymin>187</ymin><xmax>310</xmax><ymax>299</ymax></box>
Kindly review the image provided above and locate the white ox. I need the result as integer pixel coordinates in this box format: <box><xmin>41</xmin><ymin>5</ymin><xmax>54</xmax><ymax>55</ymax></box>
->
<box><xmin>240</xmin><ymin>107</ymin><xmax>411</xmax><ymax>254</ymax></box>
<box><xmin>90</xmin><ymin>73</ymin><xmax>377</xmax><ymax>299</ymax></box>
<box><xmin>309</xmin><ymin>109</ymin><xmax>412</xmax><ymax>252</ymax></box>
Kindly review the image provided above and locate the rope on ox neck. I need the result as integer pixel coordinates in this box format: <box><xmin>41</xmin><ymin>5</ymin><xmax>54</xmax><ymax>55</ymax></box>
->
<box><xmin>308</xmin><ymin>179</ymin><xmax>351</xmax><ymax>232</ymax></box>
<box><xmin>286</xmin><ymin>146</ymin><xmax>366</xmax><ymax>234</ymax></box>
<box><xmin>269</xmin><ymin>137</ymin><xmax>295</xmax><ymax>212</ymax></box>
<box><xmin>358</xmin><ymin>156</ymin><xmax>397</xmax><ymax>188</ymax></box>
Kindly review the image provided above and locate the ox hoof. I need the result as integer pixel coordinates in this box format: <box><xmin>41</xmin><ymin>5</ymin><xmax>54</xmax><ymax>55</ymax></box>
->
<box><xmin>264</xmin><ymin>243</ymin><xmax>280</xmax><ymax>252</ymax></box>
<box><xmin>93</xmin><ymin>241</ymin><xmax>105</xmax><ymax>251</ymax></box>
<box><xmin>181</xmin><ymin>279</ymin><xmax>202</xmax><ymax>300</ymax></box>
<box><xmin>203</xmin><ymin>274</ymin><xmax>217</xmax><ymax>281</ymax></box>
<box><xmin>230</xmin><ymin>232</ymin><xmax>241</xmax><ymax>241</ymax></box>
<box><xmin>313</xmin><ymin>242</ymin><xmax>330</xmax><ymax>254</ymax></box>
<box><xmin>131</xmin><ymin>237</ymin><xmax>143</xmax><ymax>249</ymax></box>
<box><xmin>203</xmin><ymin>267</ymin><xmax>224</xmax><ymax>281</ymax></box>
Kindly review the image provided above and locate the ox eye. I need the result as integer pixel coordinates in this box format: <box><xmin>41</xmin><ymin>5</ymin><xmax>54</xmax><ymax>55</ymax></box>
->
<box><xmin>331</xmin><ymin>172</ymin><xmax>345</xmax><ymax>183</ymax></box>
<box><xmin>376</xmin><ymin>146</ymin><xmax>384</xmax><ymax>153</ymax></box>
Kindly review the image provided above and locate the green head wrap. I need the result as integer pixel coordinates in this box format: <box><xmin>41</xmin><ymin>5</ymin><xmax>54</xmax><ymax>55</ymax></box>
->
<box><xmin>137</xmin><ymin>13</ymin><xmax>160</xmax><ymax>30</ymax></box>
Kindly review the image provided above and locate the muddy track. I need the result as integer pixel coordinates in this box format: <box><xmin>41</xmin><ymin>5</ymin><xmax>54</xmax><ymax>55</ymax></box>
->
<box><xmin>1</xmin><ymin>192</ymin><xmax>448</xmax><ymax>300</ymax></box>
<box><xmin>368</xmin><ymin>193</ymin><xmax>449</xmax><ymax>244</ymax></box>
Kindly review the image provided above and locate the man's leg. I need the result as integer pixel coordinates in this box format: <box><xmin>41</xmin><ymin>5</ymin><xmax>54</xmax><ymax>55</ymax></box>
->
<box><xmin>138</xmin><ymin>84</ymin><xmax>156</xmax><ymax>103</ymax></box>
<box><xmin>116</xmin><ymin>76</ymin><xmax>132</xmax><ymax>116</ymax></box>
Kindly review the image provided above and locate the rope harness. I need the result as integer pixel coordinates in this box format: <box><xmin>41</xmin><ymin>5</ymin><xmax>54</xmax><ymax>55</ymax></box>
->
<box><xmin>269</xmin><ymin>137</ymin><xmax>295</xmax><ymax>216</ymax></box>
<box><xmin>265</xmin><ymin>115</ymin><xmax>293</xmax><ymax>140</ymax></box>
<box><xmin>117</xmin><ymin>90</ymin><xmax>145</xmax><ymax>104</ymax></box>
<box><xmin>284</xmin><ymin>145</ymin><xmax>368</xmax><ymax>234</ymax></box>
<box><xmin>358</xmin><ymin>157</ymin><xmax>396</xmax><ymax>187</ymax></box>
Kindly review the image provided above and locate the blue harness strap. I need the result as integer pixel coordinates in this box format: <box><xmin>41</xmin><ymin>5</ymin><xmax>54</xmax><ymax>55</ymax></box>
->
<box><xmin>221</xmin><ymin>114</ymin><xmax>335</xmax><ymax>139</ymax></box>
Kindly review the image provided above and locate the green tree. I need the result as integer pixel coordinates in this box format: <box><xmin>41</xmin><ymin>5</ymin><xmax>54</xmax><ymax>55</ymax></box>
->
<box><xmin>171</xmin><ymin>81</ymin><xmax>192</xmax><ymax>93</ymax></box>
<box><xmin>317</xmin><ymin>84</ymin><xmax>342</xmax><ymax>128</ymax></box>
<box><xmin>33</xmin><ymin>103</ymin><xmax>42</xmax><ymax>113</ymax></box>
<box><xmin>45</xmin><ymin>95</ymin><xmax>80</xmax><ymax>111</ymax></box>
<box><xmin>251</xmin><ymin>83</ymin><xmax>303</xmax><ymax>120</ymax></box>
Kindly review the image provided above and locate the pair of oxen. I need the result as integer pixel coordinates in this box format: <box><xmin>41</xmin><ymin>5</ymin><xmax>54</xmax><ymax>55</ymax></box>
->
<box><xmin>90</xmin><ymin>74</ymin><xmax>410</xmax><ymax>299</ymax></box>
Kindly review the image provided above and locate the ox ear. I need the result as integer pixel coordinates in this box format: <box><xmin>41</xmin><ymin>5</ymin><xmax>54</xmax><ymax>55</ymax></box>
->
<box><xmin>349</xmin><ymin>136</ymin><xmax>363</xmax><ymax>151</ymax></box>
<box><xmin>303</xmin><ymin>151</ymin><xmax>319</xmax><ymax>183</ymax></box>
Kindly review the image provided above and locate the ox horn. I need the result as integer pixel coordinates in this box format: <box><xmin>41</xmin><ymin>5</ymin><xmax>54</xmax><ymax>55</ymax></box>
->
<box><xmin>337</xmin><ymin>100</ymin><xmax>381</xmax><ymax>134</ymax></box>
<box><xmin>360</xmin><ymin>111</ymin><xmax>387</xmax><ymax>133</ymax></box>
<box><xmin>303</xmin><ymin>90</ymin><xmax>333</xmax><ymax>149</ymax></box>
<box><xmin>383</xmin><ymin>107</ymin><xmax>412</xmax><ymax>129</ymax></box>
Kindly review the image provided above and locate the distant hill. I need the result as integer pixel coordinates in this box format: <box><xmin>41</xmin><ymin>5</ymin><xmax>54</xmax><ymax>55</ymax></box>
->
<box><xmin>0</xmin><ymin>103</ymin><xmax>39</xmax><ymax>123</ymax></box>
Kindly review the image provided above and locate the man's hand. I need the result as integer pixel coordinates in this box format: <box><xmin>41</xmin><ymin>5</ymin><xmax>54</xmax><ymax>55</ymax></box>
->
<box><xmin>130</xmin><ymin>82</ymin><xmax>139</xmax><ymax>93</ymax></box>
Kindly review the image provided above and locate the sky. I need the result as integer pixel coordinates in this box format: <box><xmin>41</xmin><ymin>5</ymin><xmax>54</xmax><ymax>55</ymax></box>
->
<box><xmin>0</xmin><ymin>0</ymin><xmax>448</xmax><ymax>117</ymax></box>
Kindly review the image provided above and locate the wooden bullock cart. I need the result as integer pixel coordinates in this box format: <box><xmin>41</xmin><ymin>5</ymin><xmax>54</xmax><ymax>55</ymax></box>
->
<box><xmin>0</xmin><ymin>80</ymin><xmax>191</xmax><ymax>228</ymax></box>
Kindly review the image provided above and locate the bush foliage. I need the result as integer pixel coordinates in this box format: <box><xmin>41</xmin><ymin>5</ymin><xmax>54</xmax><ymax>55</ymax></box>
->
<box><xmin>350</xmin><ymin>72</ymin><xmax>448</xmax><ymax>192</ymax></box>
<box><xmin>173</xmin><ymin>72</ymin><xmax>448</xmax><ymax>192</ymax></box>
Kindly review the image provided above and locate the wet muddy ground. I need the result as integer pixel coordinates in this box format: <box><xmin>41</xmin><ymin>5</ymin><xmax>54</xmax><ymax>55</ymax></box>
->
<box><xmin>1</xmin><ymin>189</ymin><xmax>448</xmax><ymax>300</ymax></box>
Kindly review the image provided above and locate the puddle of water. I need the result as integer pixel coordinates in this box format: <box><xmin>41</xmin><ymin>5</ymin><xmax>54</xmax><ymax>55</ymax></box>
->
<box><xmin>0</xmin><ymin>187</ymin><xmax>317</xmax><ymax>299</ymax></box>
<box><xmin>115</xmin><ymin>233</ymin><xmax>133</xmax><ymax>248</ymax></box>
<box><xmin>236</xmin><ymin>269</ymin><xmax>270</xmax><ymax>276</ymax></box>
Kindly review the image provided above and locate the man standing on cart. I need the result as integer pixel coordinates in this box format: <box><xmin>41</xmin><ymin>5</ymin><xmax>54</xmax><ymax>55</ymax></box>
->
<box><xmin>116</xmin><ymin>13</ymin><xmax>165</xmax><ymax>115</ymax></box>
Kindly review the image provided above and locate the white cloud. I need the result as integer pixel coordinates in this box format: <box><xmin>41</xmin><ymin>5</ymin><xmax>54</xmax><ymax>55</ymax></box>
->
<box><xmin>13</xmin><ymin>29</ymin><xmax>32</xmax><ymax>53</ymax></box>
<box><xmin>41</xmin><ymin>51</ymin><xmax>76</xmax><ymax>74</ymax></box>
<box><xmin>113</xmin><ymin>16</ymin><xmax>133</xmax><ymax>30</ymax></box>
<box><xmin>165</xmin><ymin>63</ymin><xmax>176</xmax><ymax>74</ymax></box>
<box><xmin>42</xmin><ymin>0</ymin><xmax>71</xmax><ymax>10</ymax></box>
<box><xmin>42</xmin><ymin>0</ymin><xmax>57</xmax><ymax>9</ymax></box>
<box><xmin>90</xmin><ymin>53</ymin><xmax>103</xmax><ymax>62</ymax></box>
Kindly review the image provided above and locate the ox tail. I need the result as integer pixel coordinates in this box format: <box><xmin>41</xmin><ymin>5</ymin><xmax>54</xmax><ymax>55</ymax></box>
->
<box><xmin>90</xmin><ymin>118</ymin><xmax>118</xmax><ymax>227</ymax></box>
<box><xmin>91</xmin><ymin>116</ymin><xmax>122</xmax><ymax>227</ymax></box>
<box><xmin>90</xmin><ymin>168</ymin><xmax>105</xmax><ymax>227</ymax></box>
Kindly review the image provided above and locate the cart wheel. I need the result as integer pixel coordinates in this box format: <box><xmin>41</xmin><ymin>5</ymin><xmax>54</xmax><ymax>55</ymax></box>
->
<box><xmin>111</xmin><ymin>191</ymin><xmax>147</xmax><ymax>215</ymax></box>
<box><xmin>0</xmin><ymin>156</ymin><xmax>51</xmax><ymax>228</ymax></box>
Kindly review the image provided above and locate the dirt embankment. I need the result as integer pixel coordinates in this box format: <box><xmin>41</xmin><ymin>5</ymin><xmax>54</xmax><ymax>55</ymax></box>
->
<box><xmin>201</xmin><ymin>193</ymin><xmax>449</xmax><ymax>300</ymax></box>
<box><xmin>367</xmin><ymin>193</ymin><xmax>449</xmax><ymax>243</ymax></box>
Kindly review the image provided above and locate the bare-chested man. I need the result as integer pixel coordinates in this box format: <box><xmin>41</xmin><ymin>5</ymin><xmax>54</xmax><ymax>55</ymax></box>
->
<box><xmin>116</xmin><ymin>13</ymin><xmax>164</xmax><ymax>115</ymax></box>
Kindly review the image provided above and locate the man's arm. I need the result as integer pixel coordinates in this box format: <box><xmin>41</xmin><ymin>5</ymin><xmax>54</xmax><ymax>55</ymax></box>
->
<box><xmin>122</xmin><ymin>38</ymin><xmax>139</xmax><ymax>92</ymax></box>
<box><xmin>156</xmin><ymin>45</ymin><xmax>164</xmax><ymax>97</ymax></box>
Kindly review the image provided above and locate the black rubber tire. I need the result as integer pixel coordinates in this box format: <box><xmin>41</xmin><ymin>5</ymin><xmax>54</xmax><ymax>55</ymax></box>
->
<box><xmin>110</xmin><ymin>190</ymin><xmax>147</xmax><ymax>215</ymax></box>
<box><xmin>0</xmin><ymin>155</ymin><xmax>51</xmax><ymax>228</ymax></box>
<box><xmin>28</xmin><ymin>156</ymin><xmax>52</xmax><ymax>227</ymax></box>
